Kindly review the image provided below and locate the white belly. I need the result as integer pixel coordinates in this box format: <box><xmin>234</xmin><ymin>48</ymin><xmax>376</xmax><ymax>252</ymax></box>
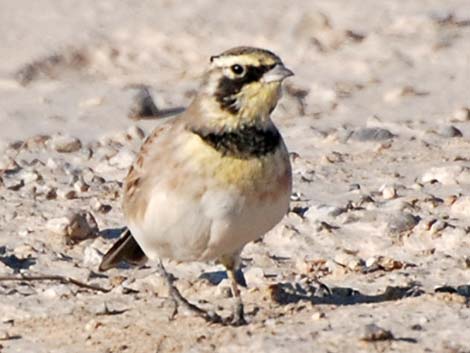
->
<box><xmin>127</xmin><ymin>183</ymin><xmax>290</xmax><ymax>262</ymax></box>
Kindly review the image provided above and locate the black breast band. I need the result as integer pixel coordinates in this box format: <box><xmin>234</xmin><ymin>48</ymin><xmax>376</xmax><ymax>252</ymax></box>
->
<box><xmin>191</xmin><ymin>125</ymin><xmax>281</xmax><ymax>159</ymax></box>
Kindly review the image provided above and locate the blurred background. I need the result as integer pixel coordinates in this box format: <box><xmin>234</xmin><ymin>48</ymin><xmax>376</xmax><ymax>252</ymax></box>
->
<box><xmin>0</xmin><ymin>0</ymin><xmax>469</xmax><ymax>144</ymax></box>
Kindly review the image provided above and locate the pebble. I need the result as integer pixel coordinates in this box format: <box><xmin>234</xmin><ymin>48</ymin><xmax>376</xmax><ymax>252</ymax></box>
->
<box><xmin>383</xmin><ymin>85</ymin><xmax>426</xmax><ymax>102</ymax></box>
<box><xmin>334</xmin><ymin>253</ymin><xmax>364</xmax><ymax>272</ymax></box>
<box><xmin>449</xmin><ymin>107</ymin><xmax>470</xmax><ymax>122</ymax></box>
<box><xmin>50</xmin><ymin>135</ymin><xmax>82</xmax><ymax>153</ymax></box>
<box><xmin>46</xmin><ymin>210</ymin><xmax>98</xmax><ymax>244</ymax></box>
<box><xmin>386</xmin><ymin>213</ymin><xmax>420</xmax><ymax>234</ymax></box>
<box><xmin>92</xmin><ymin>200</ymin><xmax>112</xmax><ymax>214</ymax></box>
<box><xmin>361</xmin><ymin>324</ymin><xmax>394</xmax><ymax>341</ymax></box>
<box><xmin>304</xmin><ymin>204</ymin><xmax>345</xmax><ymax>221</ymax></box>
<box><xmin>83</xmin><ymin>246</ymin><xmax>104</xmax><ymax>267</ymax></box>
<box><xmin>127</xmin><ymin>126</ymin><xmax>146</xmax><ymax>140</ymax></box>
<box><xmin>349</xmin><ymin>127</ymin><xmax>394</xmax><ymax>142</ymax></box>
<box><xmin>42</xmin><ymin>284</ymin><xmax>73</xmax><ymax>298</ymax></box>
<box><xmin>450</xmin><ymin>196</ymin><xmax>470</xmax><ymax>218</ymax></box>
<box><xmin>429</xmin><ymin>220</ymin><xmax>447</xmax><ymax>234</ymax></box>
<box><xmin>365</xmin><ymin>256</ymin><xmax>404</xmax><ymax>271</ymax></box>
<box><xmin>320</xmin><ymin>151</ymin><xmax>344</xmax><ymax>164</ymax></box>
<box><xmin>80</xmin><ymin>147</ymin><xmax>93</xmax><ymax>160</ymax></box>
<box><xmin>46</xmin><ymin>217</ymin><xmax>71</xmax><ymax>235</ymax></box>
<box><xmin>57</xmin><ymin>189</ymin><xmax>78</xmax><ymax>200</ymax></box>
<box><xmin>0</xmin><ymin>157</ymin><xmax>20</xmax><ymax>172</ymax></box>
<box><xmin>108</xmin><ymin>148</ymin><xmax>135</xmax><ymax>169</ymax></box>
<box><xmin>65</xmin><ymin>211</ymin><xmax>99</xmax><ymax>244</ymax></box>
<box><xmin>13</xmin><ymin>244</ymin><xmax>35</xmax><ymax>258</ymax></box>
<box><xmin>421</xmin><ymin>166</ymin><xmax>470</xmax><ymax>185</ymax></box>
<box><xmin>437</xmin><ymin>125</ymin><xmax>463</xmax><ymax>138</ymax></box>
<box><xmin>380</xmin><ymin>184</ymin><xmax>397</xmax><ymax>200</ymax></box>
<box><xmin>45</xmin><ymin>186</ymin><xmax>57</xmax><ymax>200</ymax></box>
<box><xmin>19</xmin><ymin>170</ymin><xmax>41</xmax><ymax>184</ymax></box>
<box><xmin>243</xmin><ymin>267</ymin><xmax>265</xmax><ymax>287</ymax></box>
<box><xmin>73</xmin><ymin>179</ymin><xmax>89</xmax><ymax>193</ymax></box>
<box><xmin>84</xmin><ymin>319</ymin><xmax>102</xmax><ymax>332</ymax></box>
<box><xmin>2</xmin><ymin>175</ymin><xmax>24</xmax><ymax>191</ymax></box>
<box><xmin>25</xmin><ymin>134</ymin><xmax>50</xmax><ymax>149</ymax></box>
<box><xmin>311</xmin><ymin>311</ymin><xmax>326</xmax><ymax>320</ymax></box>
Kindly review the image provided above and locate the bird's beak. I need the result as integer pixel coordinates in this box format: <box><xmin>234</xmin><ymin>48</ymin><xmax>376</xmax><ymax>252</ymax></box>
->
<box><xmin>262</xmin><ymin>63</ymin><xmax>294</xmax><ymax>83</ymax></box>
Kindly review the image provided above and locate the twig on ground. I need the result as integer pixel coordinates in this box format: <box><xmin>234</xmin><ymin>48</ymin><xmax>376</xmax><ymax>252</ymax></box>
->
<box><xmin>0</xmin><ymin>274</ymin><xmax>111</xmax><ymax>293</ymax></box>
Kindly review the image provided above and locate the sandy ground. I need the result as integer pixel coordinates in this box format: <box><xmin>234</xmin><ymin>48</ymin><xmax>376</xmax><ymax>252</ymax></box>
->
<box><xmin>1</xmin><ymin>1</ymin><xmax>470</xmax><ymax>352</ymax></box>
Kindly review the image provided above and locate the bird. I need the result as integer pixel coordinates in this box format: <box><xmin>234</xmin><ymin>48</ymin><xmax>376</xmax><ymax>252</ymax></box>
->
<box><xmin>99</xmin><ymin>46</ymin><xmax>293</xmax><ymax>325</ymax></box>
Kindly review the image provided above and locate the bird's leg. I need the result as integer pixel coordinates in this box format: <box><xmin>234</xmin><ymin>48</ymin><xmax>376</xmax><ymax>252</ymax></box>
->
<box><xmin>221</xmin><ymin>256</ymin><xmax>247</xmax><ymax>326</ymax></box>
<box><xmin>156</xmin><ymin>260</ymin><xmax>223</xmax><ymax>324</ymax></box>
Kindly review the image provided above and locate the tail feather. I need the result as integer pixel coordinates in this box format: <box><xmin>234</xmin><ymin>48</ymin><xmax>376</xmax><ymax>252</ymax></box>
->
<box><xmin>99</xmin><ymin>228</ymin><xmax>148</xmax><ymax>271</ymax></box>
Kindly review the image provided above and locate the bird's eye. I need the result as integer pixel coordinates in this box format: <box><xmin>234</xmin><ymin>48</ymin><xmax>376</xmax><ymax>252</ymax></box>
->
<box><xmin>231</xmin><ymin>64</ymin><xmax>245</xmax><ymax>75</ymax></box>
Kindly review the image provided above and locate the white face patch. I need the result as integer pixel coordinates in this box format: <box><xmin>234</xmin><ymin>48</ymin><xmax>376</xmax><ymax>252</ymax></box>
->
<box><xmin>210</xmin><ymin>54</ymin><xmax>268</xmax><ymax>69</ymax></box>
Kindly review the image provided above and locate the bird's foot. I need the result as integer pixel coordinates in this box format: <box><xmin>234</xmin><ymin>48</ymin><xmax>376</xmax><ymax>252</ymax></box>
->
<box><xmin>226</xmin><ymin>302</ymin><xmax>247</xmax><ymax>326</ymax></box>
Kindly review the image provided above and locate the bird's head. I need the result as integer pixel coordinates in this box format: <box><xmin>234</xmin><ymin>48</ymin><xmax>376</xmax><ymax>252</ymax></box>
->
<box><xmin>194</xmin><ymin>47</ymin><xmax>293</xmax><ymax>129</ymax></box>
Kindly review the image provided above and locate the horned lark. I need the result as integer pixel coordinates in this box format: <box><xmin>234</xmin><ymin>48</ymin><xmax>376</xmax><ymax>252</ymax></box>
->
<box><xmin>99</xmin><ymin>46</ymin><xmax>293</xmax><ymax>325</ymax></box>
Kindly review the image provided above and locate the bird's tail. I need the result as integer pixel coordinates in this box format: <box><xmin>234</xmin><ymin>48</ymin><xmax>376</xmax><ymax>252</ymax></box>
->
<box><xmin>99</xmin><ymin>228</ymin><xmax>148</xmax><ymax>271</ymax></box>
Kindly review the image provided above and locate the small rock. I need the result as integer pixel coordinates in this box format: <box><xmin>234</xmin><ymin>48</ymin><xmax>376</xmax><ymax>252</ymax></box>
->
<box><xmin>127</xmin><ymin>126</ymin><xmax>146</xmax><ymax>140</ymax></box>
<box><xmin>128</xmin><ymin>87</ymin><xmax>160</xmax><ymax>120</ymax></box>
<box><xmin>311</xmin><ymin>311</ymin><xmax>326</xmax><ymax>320</ymax></box>
<box><xmin>108</xmin><ymin>148</ymin><xmax>135</xmax><ymax>169</ymax></box>
<box><xmin>83</xmin><ymin>246</ymin><xmax>104</xmax><ymax>267</ymax></box>
<box><xmin>45</xmin><ymin>186</ymin><xmax>57</xmax><ymax>200</ymax></box>
<box><xmin>46</xmin><ymin>217</ymin><xmax>70</xmax><ymax>235</ymax></box>
<box><xmin>438</xmin><ymin>125</ymin><xmax>463</xmax><ymax>138</ymax></box>
<box><xmin>65</xmin><ymin>211</ymin><xmax>99</xmax><ymax>244</ymax></box>
<box><xmin>57</xmin><ymin>189</ymin><xmax>78</xmax><ymax>200</ymax></box>
<box><xmin>92</xmin><ymin>200</ymin><xmax>112</xmax><ymax>214</ymax></box>
<box><xmin>361</xmin><ymin>324</ymin><xmax>394</xmax><ymax>341</ymax></box>
<box><xmin>46</xmin><ymin>157</ymin><xmax>59</xmax><ymax>169</ymax></box>
<box><xmin>46</xmin><ymin>211</ymin><xmax>98</xmax><ymax>244</ymax></box>
<box><xmin>84</xmin><ymin>319</ymin><xmax>102</xmax><ymax>332</ymax></box>
<box><xmin>347</xmin><ymin>258</ymin><xmax>365</xmax><ymax>272</ymax></box>
<box><xmin>320</xmin><ymin>151</ymin><xmax>344</xmax><ymax>164</ymax></box>
<box><xmin>367</xmin><ymin>256</ymin><xmax>405</xmax><ymax>271</ymax></box>
<box><xmin>42</xmin><ymin>284</ymin><xmax>73</xmax><ymax>298</ymax></box>
<box><xmin>386</xmin><ymin>213</ymin><xmax>419</xmax><ymax>234</ymax></box>
<box><xmin>334</xmin><ymin>253</ymin><xmax>364</xmax><ymax>271</ymax></box>
<box><xmin>13</xmin><ymin>244</ymin><xmax>35</xmax><ymax>258</ymax></box>
<box><xmin>450</xmin><ymin>196</ymin><xmax>470</xmax><ymax>218</ymax></box>
<box><xmin>350</xmin><ymin>127</ymin><xmax>394</xmax><ymax>142</ymax></box>
<box><xmin>244</xmin><ymin>267</ymin><xmax>265</xmax><ymax>287</ymax></box>
<box><xmin>304</xmin><ymin>204</ymin><xmax>345</xmax><ymax>221</ymax></box>
<box><xmin>0</xmin><ymin>157</ymin><xmax>21</xmax><ymax>172</ymax></box>
<box><xmin>80</xmin><ymin>147</ymin><xmax>93</xmax><ymax>160</ymax></box>
<box><xmin>449</xmin><ymin>107</ymin><xmax>470</xmax><ymax>122</ymax></box>
<box><xmin>421</xmin><ymin>166</ymin><xmax>470</xmax><ymax>185</ymax></box>
<box><xmin>25</xmin><ymin>134</ymin><xmax>50</xmax><ymax>149</ymax></box>
<box><xmin>50</xmin><ymin>135</ymin><xmax>82</xmax><ymax>153</ymax></box>
<box><xmin>19</xmin><ymin>169</ymin><xmax>41</xmax><ymax>184</ymax></box>
<box><xmin>429</xmin><ymin>220</ymin><xmax>447</xmax><ymax>234</ymax></box>
<box><xmin>383</xmin><ymin>86</ymin><xmax>427</xmax><ymax>102</ymax></box>
<box><xmin>2</xmin><ymin>176</ymin><xmax>24</xmax><ymax>191</ymax></box>
<box><xmin>380</xmin><ymin>184</ymin><xmax>397</xmax><ymax>200</ymax></box>
<box><xmin>73</xmin><ymin>179</ymin><xmax>89</xmax><ymax>193</ymax></box>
